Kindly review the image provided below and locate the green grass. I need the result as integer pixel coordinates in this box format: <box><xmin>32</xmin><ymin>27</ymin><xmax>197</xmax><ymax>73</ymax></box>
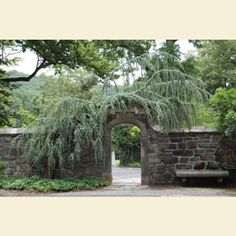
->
<box><xmin>0</xmin><ymin>176</ymin><xmax>108</xmax><ymax>192</ymax></box>
<box><xmin>115</xmin><ymin>160</ymin><xmax>141</xmax><ymax>168</ymax></box>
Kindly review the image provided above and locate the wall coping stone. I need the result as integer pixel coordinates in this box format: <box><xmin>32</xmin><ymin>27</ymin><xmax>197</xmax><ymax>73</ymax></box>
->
<box><xmin>0</xmin><ymin>128</ymin><xmax>26</xmax><ymax>135</ymax></box>
<box><xmin>165</xmin><ymin>127</ymin><xmax>221</xmax><ymax>134</ymax></box>
<box><xmin>0</xmin><ymin>126</ymin><xmax>222</xmax><ymax>135</ymax></box>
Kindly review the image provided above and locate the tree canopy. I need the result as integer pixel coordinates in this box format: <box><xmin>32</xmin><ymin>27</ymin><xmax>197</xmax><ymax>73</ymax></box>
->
<box><xmin>197</xmin><ymin>40</ymin><xmax>236</xmax><ymax>93</ymax></box>
<box><xmin>0</xmin><ymin>40</ymin><xmax>153</xmax><ymax>82</ymax></box>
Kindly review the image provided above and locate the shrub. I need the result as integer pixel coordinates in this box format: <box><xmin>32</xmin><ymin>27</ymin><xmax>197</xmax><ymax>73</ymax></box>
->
<box><xmin>209</xmin><ymin>88</ymin><xmax>236</xmax><ymax>138</ymax></box>
<box><xmin>0</xmin><ymin>176</ymin><xmax>108</xmax><ymax>192</ymax></box>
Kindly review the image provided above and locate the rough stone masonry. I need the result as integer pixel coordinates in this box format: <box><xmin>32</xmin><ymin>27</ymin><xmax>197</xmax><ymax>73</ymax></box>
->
<box><xmin>0</xmin><ymin>121</ymin><xmax>236</xmax><ymax>185</ymax></box>
<box><xmin>147</xmin><ymin>128</ymin><xmax>236</xmax><ymax>184</ymax></box>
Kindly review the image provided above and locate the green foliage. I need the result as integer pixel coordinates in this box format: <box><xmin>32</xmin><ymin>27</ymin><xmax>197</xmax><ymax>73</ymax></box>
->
<box><xmin>197</xmin><ymin>40</ymin><xmax>236</xmax><ymax>93</ymax></box>
<box><xmin>181</xmin><ymin>53</ymin><xmax>199</xmax><ymax>77</ymax></box>
<box><xmin>112</xmin><ymin>124</ymin><xmax>141</xmax><ymax>165</ymax></box>
<box><xmin>0</xmin><ymin>40</ymin><xmax>20</xmax><ymax>67</ymax></box>
<box><xmin>195</xmin><ymin>105</ymin><xmax>218</xmax><ymax>127</ymax></box>
<box><xmin>14</xmin><ymin>98</ymin><xmax>104</xmax><ymax>177</ymax></box>
<box><xmin>0</xmin><ymin>82</ymin><xmax>10</xmax><ymax>127</ymax></box>
<box><xmin>0</xmin><ymin>161</ymin><xmax>6</xmax><ymax>176</ymax></box>
<box><xmin>0</xmin><ymin>176</ymin><xmax>108</xmax><ymax>192</ymax></box>
<box><xmin>124</xmin><ymin>162</ymin><xmax>141</xmax><ymax>168</ymax></box>
<box><xmin>0</xmin><ymin>161</ymin><xmax>6</xmax><ymax>170</ymax></box>
<box><xmin>5</xmin><ymin>69</ymin><xmax>100</xmax><ymax>127</ymax></box>
<box><xmin>14</xmin><ymin>51</ymin><xmax>208</xmax><ymax>177</ymax></box>
<box><xmin>37</xmin><ymin>69</ymin><xmax>99</xmax><ymax>114</ymax></box>
<box><xmin>6</xmin><ymin>72</ymin><xmax>44</xmax><ymax>127</ymax></box>
<box><xmin>209</xmin><ymin>88</ymin><xmax>236</xmax><ymax>137</ymax></box>
<box><xmin>11</xmin><ymin>107</ymin><xmax>37</xmax><ymax>127</ymax></box>
<box><xmin>0</xmin><ymin>40</ymin><xmax>153</xmax><ymax>82</ymax></box>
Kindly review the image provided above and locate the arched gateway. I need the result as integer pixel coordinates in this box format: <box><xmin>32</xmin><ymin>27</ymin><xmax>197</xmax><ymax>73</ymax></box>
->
<box><xmin>105</xmin><ymin>112</ymin><xmax>150</xmax><ymax>185</ymax></box>
<box><xmin>100</xmin><ymin>112</ymin><xmax>236</xmax><ymax>186</ymax></box>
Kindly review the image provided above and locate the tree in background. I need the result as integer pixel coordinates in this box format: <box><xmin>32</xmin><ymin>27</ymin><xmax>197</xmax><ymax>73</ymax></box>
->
<box><xmin>0</xmin><ymin>40</ymin><xmax>21</xmax><ymax>126</ymax></box>
<box><xmin>6</xmin><ymin>68</ymin><xmax>101</xmax><ymax>127</ymax></box>
<box><xmin>189</xmin><ymin>40</ymin><xmax>236</xmax><ymax>130</ymax></box>
<box><xmin>196</xmin><ymin>40</ymin><xmax>236</xmax><ymax>94</ymax></box>
<box><xmin>0</xmin><ymin>83</ymin><xmax>10</xmax><ymax>127</ymax></box>
<box><xmin>209</xmin><ymin>88</ymin><xmax>236</xmax><ymax>138</ymax></box>
<box><xmin>112</xmin><ymin>124</ymin><xmax>141</xmax><ymax>166</ymax></box>
<box><xmin>6</xmin><ymin>71</ymin><xmax>45</xmax><ymax>127</ymax></box>
<box><xmin>1</xmin><ymin>40</ymin><xmax>153</xmax><ymax>83</ymax></box>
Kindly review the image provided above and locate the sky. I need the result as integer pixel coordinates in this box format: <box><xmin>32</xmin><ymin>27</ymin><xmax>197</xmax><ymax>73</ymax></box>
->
<box><xmin>3</xmin><ymin>40</ymin><xmax>197</xmax><ymax>82</ymax></box>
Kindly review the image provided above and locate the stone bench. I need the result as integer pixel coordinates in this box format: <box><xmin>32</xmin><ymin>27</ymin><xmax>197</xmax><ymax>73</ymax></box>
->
<box><xmin>175</xmin><ymin>169</ymin><xmax>229</xmax><ymax>183</ymax></box>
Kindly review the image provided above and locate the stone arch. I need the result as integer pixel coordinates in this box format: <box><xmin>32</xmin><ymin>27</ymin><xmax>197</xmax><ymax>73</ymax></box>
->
<box><xmin>104</xmin><ymin>112</ymin><xmax>150</xmax><ymax>185</ymax></box>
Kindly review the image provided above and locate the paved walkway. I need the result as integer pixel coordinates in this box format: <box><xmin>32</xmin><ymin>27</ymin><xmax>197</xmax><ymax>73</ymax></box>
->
<box><xmin>112</xmin><ymin>166</ymin><xmax>141</xmax><ymax>184</ymax></box>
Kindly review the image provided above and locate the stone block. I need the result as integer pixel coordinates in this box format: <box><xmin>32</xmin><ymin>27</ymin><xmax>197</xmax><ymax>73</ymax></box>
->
<box><xmin>175</xmin><ymin>163</ymin><xmax>192</xmax><ymax>170</ymax></box>
<box><xmin>148</xmin><ymin>154</ymin><xmax>162</xmax><ymax>164</ymax></box>
<box><xmin>2</xmin><ymin>136</ymin><xmax>12</xmax><ymax>142</ymax></box>
<box><xmin>200</xmin><ymin>153</ymin><xmax>215</xmax><ymax>161</ymax></box>
<box><xmin>155</xmin><ymin>164</ymin><xmax>173</xmax><ymax>172</ymax></box>
<box><xmin>183</xmin><ymin>137</ymin><xmax>194</xmax><ymax>140</ymax></box>
<box><xmin>198</xmin><ymin>141</ymin><xmax>218</xmax><ymax>148</ymax></box>
<box><xmin>207</xmin><ymin>161</ymin><xmax>220</xmax><ymax>170</ymax></box>
<box><xmin>173</xmin><ymin>150</ymin><xmax>193</xmax><ymax>157</ymax></box>
<box><xmin>190</xmin><ymin>157</ymin><xmax>200</xmax><ymax>162</ymax></box>
<box><xmin>210</xmin><ymin>135</ymin><xmax>223</xmax><ymax>142</ymax></box>
<box><xmin>152</xmin><ymin>172</ymin><xmax>174</xmax><ymax>183</ymax></box>
<box><xmin>167</xmin><ymin>143</ymin><xmax>177</xmax><ymax>150</ymax></box>
<box><xmin>179</xmin><ymin>157</ymin><xmax>189</xmax><ymax>163</ymax></box>
<box><xmin>156</xmin><ymin>154</ymin><xmax>178</xmax><ymax>165</ymax></box>
<box><xmin>159</xmin><ymin>143</ymin><xmax>177</xmax><ymax>151</ymax></box>
<box><xmin>178</xmin><ymin>142</ymin><xmax>186</xmax><ymax>150</ymax></box>
<box><xmin>198</xmin><ymin>134</ymin><xmax>211</xmax><ymax>140</ymax></box>
<box><xmin>186</xmin><ymin>140</ymin><xmax>198</xmax><ymax>149</ymax></box>
<box><xmin>194</xmin><ymin>149</ymin><xmax>215</xmax><ymax>161</ymax></box>
<box><xmin>170</xmin><ymin>138</ymin><xmax>182</xmax><ymax>142</ymax></box>
<box><xmin>194</xmin><ymin>162</ymin><xmax>206</xmax><ymax>170</ymax></box>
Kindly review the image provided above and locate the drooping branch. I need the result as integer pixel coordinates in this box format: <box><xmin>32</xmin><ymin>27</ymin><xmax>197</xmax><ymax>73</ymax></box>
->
<box><xmin>0</xmin><ymin>59</ymin><xmax>47</xmax><ymax>82</ymax></box>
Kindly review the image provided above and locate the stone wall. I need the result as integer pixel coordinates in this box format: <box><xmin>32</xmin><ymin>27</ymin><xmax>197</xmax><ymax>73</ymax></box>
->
<box><xmin>0</xmin><ymin>127</ymin><xmax>235</xmax><ymax>185</ymax></box>
<box><xmin>147</xmin><ymin>128</ymin><xmax>236</xmax><ymax>184</ymax></box>
<box><xmin>0</xmin><ymin>128</ymin><xmax>107</xmax><ymax>179</ymax></box>
<box><xmin>0</xmin><ymin>129</ymin><xmax>33</xmax><ymax>177</ymax></box>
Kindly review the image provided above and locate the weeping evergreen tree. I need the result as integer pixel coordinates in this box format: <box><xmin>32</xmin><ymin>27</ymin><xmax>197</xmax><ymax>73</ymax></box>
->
<box><xmin>15</xmin><ymin>51</ymin><xmax>208</xmax><ymax>177</ymax></box>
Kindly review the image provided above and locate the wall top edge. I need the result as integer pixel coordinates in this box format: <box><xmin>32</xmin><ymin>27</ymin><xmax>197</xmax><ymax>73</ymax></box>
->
<box><xmin>0</xmin><ymin>126</ymin><xmax>222</xmax><ymax>135</ymax></box>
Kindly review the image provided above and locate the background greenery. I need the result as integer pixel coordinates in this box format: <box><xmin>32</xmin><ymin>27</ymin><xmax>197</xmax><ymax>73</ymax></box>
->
<box><xmin>112</xmin><ymin>124</ymin><xmax>141</xmax><ymax>167</ymax></box>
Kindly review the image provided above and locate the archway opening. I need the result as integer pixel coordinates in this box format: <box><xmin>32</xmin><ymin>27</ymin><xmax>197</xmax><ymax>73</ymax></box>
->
<box><xmin>111</xmin><ymin>123</ymin><xmax>141</xmax><ymax>185</ymax></box>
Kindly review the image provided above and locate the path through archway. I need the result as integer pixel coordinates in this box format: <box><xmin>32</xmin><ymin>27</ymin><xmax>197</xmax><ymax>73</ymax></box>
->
<box><xmin>104</xmin><ymin>112</ymin><xmax>149</xmax><ymax>185</ymax></box>
<box><xmin>111</xmin><ymin>124</ymin><xmax>141</xmax><ymax>185</ymax></box>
